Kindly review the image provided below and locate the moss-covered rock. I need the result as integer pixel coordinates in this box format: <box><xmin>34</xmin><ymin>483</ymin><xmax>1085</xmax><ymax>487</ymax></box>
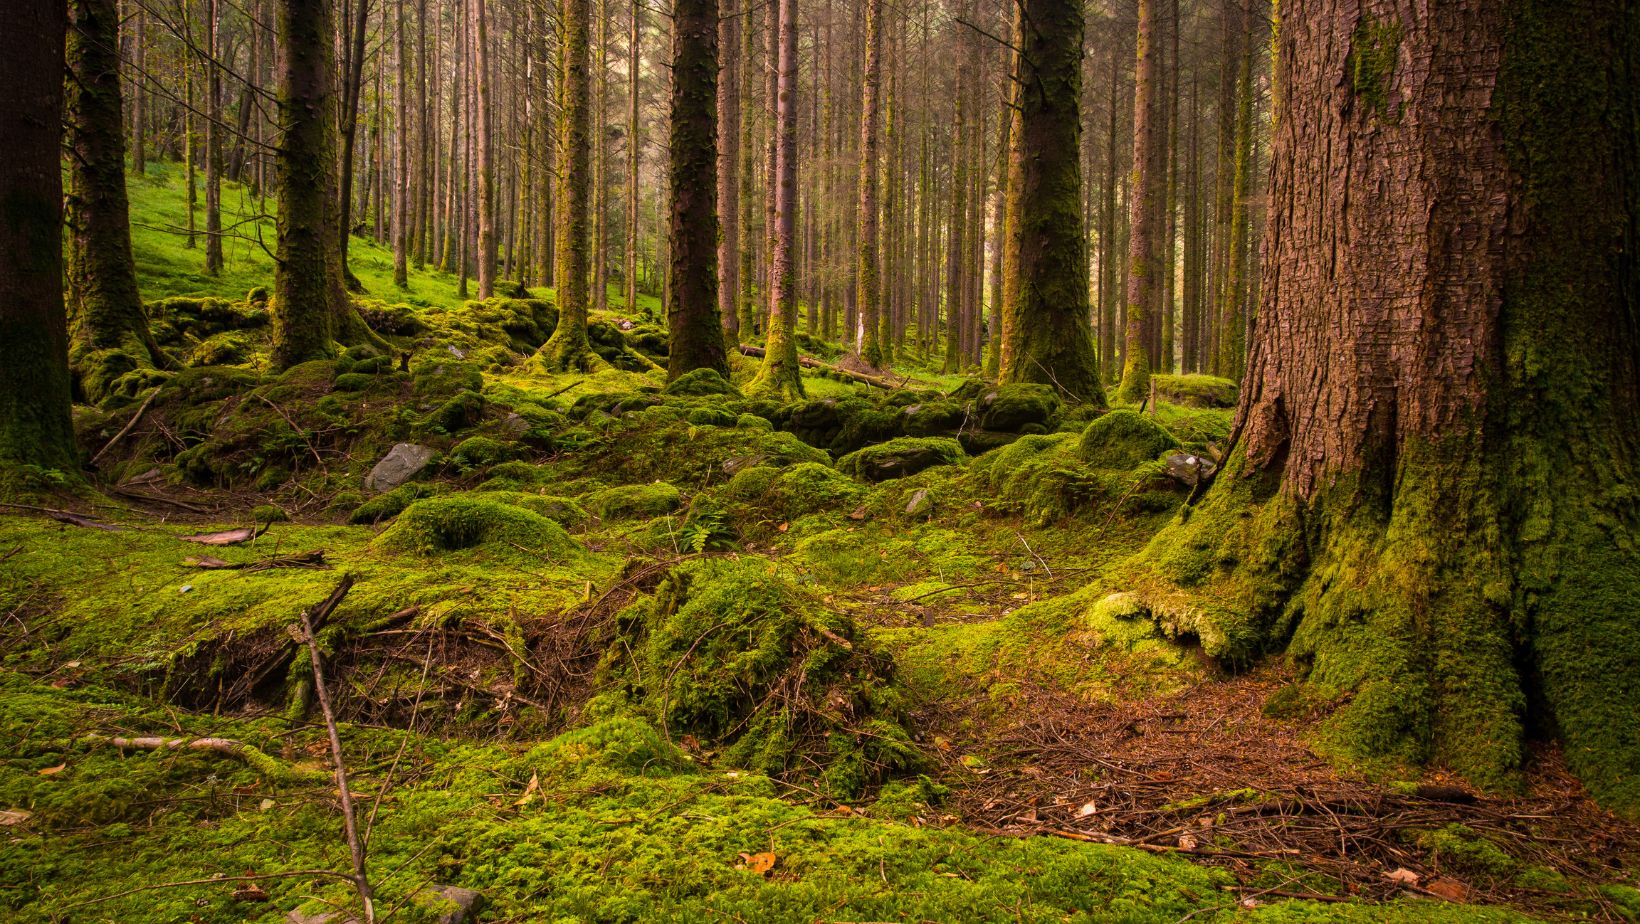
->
<box><xmin>428</xmin><ymin>390</ymin><xmax>486</xmax><ymax>433</ymax></box>
<box><xmin>1151</xmin><ymin>373</ymin><xmax>1239</xmax><ymax>409</ymax></box>
<box><xmin>976</xmin><ymin>383</ymin><xmax>1062</xmax><ymax>432</ymax></box>
<box><xmin>373</xmin><ymin>495</ymin><xmax>580</xmax><ymax>557</ymax></box>
<box><xmin>664</xmin><ymin>367</ymin><xmax>737</xmax><ymax>397</ymax></box>
<box><xmin>602</xmin><ymin>558</ymin><xmax>919</xmax><ymax>797</ymax></box>
<box><xmin>1077</xmin><ymin>408</ymin><xmax>1181</xmax><ymax>470</ymax></box>
<box><xmin>349</xmin><ymin>482</ymin><xmax>441</xmax><ymax>524</ymax></box>
<box><xmin>448</xmin><ymin>435</ymin><xmax>521</xmax><ymax>471</ymax></box>
<box><xmin>838</xmin><ymin>437</ymin><xmax>966</xmax><ymax>482</ymax></box>
<box><xmin>901</xmin><ymin>400</ymin><xmax>968</xmax><ymax>436</ymax></box>
<box><xmin>586</xmin><ymin>482</ymin><xmax>684</xmax><ymax>520</ymax></box>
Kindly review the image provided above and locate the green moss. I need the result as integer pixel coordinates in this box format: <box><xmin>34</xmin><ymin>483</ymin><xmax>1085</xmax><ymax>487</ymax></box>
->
<box><xmin>428</xmin><ymin>389</ymin><xmax>486</xmax><ymax>433</ymax></box>
<box><xmin>1348</xmin><ymin>14</ymin><xmax>1402</xmax><ymax>122</ymax></box>
<box><xmin>374</xmin><ymin>495</ymin><xmax>581</xmax><ymax>557</ymax></box>
<box><xmin>448</xmin><ymin>435</ymin><xmax>520</xmax><ymax>471</ymax></box>
<box><xmin>585</xmin><ymin>482</ymin><xmax>683</xmax><ymax>520</ymax></box>
<box><xmin>837</xmin><ymin>437</ymin><xmax>966</xmax><ymax>482</ymax></box>
<box><xmin>663</xmin><ymin>367</ymin><xmax>738</xmax><ymax>397</ymax></box>
<box><xmin>1414</xmin><ymin>824</ymin><xmax>1516</xmax><ymax>881</ymax></box>
<box><xmin>348</xmin><ymin>482</ymin><xmax>440</xmax><ymax>524</ymax></box>
<box><xmin>1077</xmin><ymin>409</ymin><xmax>1181</xmax><ymax>470</ymax></box>
<box><xmin>1150</xmin><ymin>373</ymin><xmax>1238</xmax><ymax>409</ymax></box>
<box><xmin>976</xmin><ymin>383</ymin><xmax>1062</xmax><ymax>432</ymax></box>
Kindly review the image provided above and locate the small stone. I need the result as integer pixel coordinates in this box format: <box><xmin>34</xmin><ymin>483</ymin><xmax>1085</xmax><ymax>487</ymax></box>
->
<box><xmin>446</xmin><ymin>345</ymin><xmax>466</xmax><ymax>359</ymax></box>
<box><xmin>365</xmin><ymin>443</ymin><xmax>436</xmax><ymax>493</ymax></box>
<box><xmin>904</xmin><ymin>488</ymin><xmax>933</xmax><ymax>518</ymax></box>
<box><xmin>418</xmin><ymin>885</ymin><xmax>486</xmax><ymax>924</ymax></box>
<box><xmin>1162</xmin><ymin>451</ymin><xmax>1218</xmax><ymax>487</ymax></box>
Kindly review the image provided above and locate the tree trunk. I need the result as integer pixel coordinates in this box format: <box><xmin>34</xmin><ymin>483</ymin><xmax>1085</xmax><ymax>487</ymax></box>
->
<box><xmin>0</xmin><ymin>0</ymin><xmax>76</xmax><ymax>473</ymax></box>
<box><xmin>626</xmin><ymin>0</ymin><xmax>641</xmax><ymax>314</ymax></box>
<box><xmin>336</xmin><ymin>0</ymin><xmax>370</xmax><ymax>282</ymax></box>
<box><xmin>66</xmin><ymin>0</ymin><xmax>166</xmax><ymax>405</ymax></box>
<box><xmin>1141</xmin><ymin>0</ymin><xmax>1640</xmax><ymax>817</ymax></box>
<box><xmin>747</xmin><ymin>0</ymin><xmax>803</xmax><ymax>399</ymax></box>
<box><xmin>540</xmin><ymin>0</ymin><xmax>597</xmax><ymax>369</ymax></box>
<box><xmin>997</xmin><ymin>0</ymin><xmax>1103</xmax><ymax>404</ymax></box>
<box><xmin>203</xmin><ymin>0</ymin><xmax>223</xmax><ymax>275</ymax></box>
<box><xmin>1117</xmin><ymin>0</ymin><xmax>1165</xmax><ymax>402</ymax></box>
<box><xmin>131</xmin><ymin>6</ymin><xmax>146</xmax><ymax>176</ymax></box>
<box><xmin>716</xmin><ymin>0</ymin><xmax>741</xmax><ymax>340</ymax></box>
<box><xmin>665</xmin><ymin>0</ymin><xmax>728</xmax><ymax>379</ymax></box>
<box><xmin>855</xmin><ymin>0</ymin><xmax>882</xmax><ymax>366</ymax></box>
<box><xmin>393</xmin><ymin>0</ymin><xmax>411</xmax><ymax>288</ymax></box>
<box><xmin>473</xmin><ymin>0</ymin><xmax>496</xmax><ymax>298</ymax></box>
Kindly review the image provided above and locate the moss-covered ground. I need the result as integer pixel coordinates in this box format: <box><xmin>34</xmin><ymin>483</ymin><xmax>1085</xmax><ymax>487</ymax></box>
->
<box><xmin>0</xmin><ymin>167</ymin><xmax>1632</xmax><ymax>922</ymax></box>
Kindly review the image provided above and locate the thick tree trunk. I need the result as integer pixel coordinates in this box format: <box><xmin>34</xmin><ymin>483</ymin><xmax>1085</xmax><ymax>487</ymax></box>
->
<box><xmin>1140</xmin><ymin>0</ymin><xmax>1640</xmax><ymax>816</ymax></box>
<box><xmin>66</xmin><ymin>0</ymin><xmax>166</xmax><ymax>405</ymax></box>
<box><xmin>855</xmin><ymin>0</ymin><xmax>882</xmax><ymax>366</ymax></box>
<box><xmin>1117</xmin><ymin>0</ymin><xmax>1165</xmax><ymax>403</ymax></box>
<box><xmin>997</xmin><ymin>0</ymin><xmax>1104</xmax><ymax>404</ymax></box>
<box><xmin>540</xmin><ymin>0</ymin><xmax>598</xmax><ymax>369</ymax></box>
<box><xmin>665</xmin><ymin>0</ymin><xmax>728</xmax><ymax>379</ymax></box>
<box><xmin>747</xmin><ymin>0</ymin><xmax>803</xmax><ymax>399</ymax></box>
<box><xmin>0</xmin><ymin>0</ymin><xmax>76</xmax><ymax>474</ymax></box>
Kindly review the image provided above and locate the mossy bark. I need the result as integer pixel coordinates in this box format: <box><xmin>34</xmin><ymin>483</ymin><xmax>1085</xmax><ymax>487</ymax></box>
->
<box><xmin>855</xmin><ymin>0</ymin><xmax>882</xmax><ymax>368</ymax></box>
<box><xmin>539</xmin><ymin>0</ymin><xmax>598</xmax><ymax>372</ymax></box>
<box><xmin>997</xmin><ymin>0</ymin><xmax>1105</xmax><ymax>406</ymax></box>
<box><xmin>1116</xmin><ymin>0</ymin><xmax>1165</xmax><ymax>405</ymax></box>
<box><xmin>1135</xmin><ymin>0</ymin><xmax>1640</xmax><ymax>817</ymax></box>
<box><xmin>665</xmin><ymin>0</ymin><xmax>730</xmax><ymax>381</ymax></box>
<box><xmin>0</xmin><ymin>0</ymin><xmax>77</xmax><ymax>475</ymax></box>
<box><xmin>746</xmin><ymin>0</ymin><xmax>805</xmax><ymax>401</ymax></box>
<box><xmin>65</xmin><ymin>0</ymin><xmax>168</xmax><ymax>404</ymax></box>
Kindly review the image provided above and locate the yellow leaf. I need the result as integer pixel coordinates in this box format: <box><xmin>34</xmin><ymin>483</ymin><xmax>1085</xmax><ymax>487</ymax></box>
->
<box><xmin>738</xmin><ymin>851</ymin><xmax>777</xmax><ymax>875</ymax></box>
<box><xmin>37</xmin><ymin>763</ymin><xmax>66</xmax><ymax>776</ymax></box>
<box><xmin>514</xmin><ymin>771</ymin><xmax>540</xmax><ymax>807</ymax></box>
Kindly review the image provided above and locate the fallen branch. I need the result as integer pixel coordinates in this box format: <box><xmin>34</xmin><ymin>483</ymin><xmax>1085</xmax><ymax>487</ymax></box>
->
<box><xmin>53</xmin><ymin>870</ymin><xmax>359</xmax><ymax>912</ymax></box>
<box><xmin>735</xmin><ymin>344</ymin><xmax>916</xmax><ymax>390</ymax></box>
<box><xmin>0</xmin><ymin>502</ymin><xmax>123</xmax><ymax>531</ymax></box>
<box><xmin>296</xmin><ymin>575</ymin><xmax>376</xmax><ymax>923</ymax></box>
<box><xmin>184</xmin><ymin>550</ymin><xmax>330</xmax><ymax>571</ymax></box>
<box><xmin>80</xmin><ymin>734</ymin><xmax>325</xmax><ymax>784</ymax></box>
<box><xmin>90</xmin><ymin>386</ymin><xmax>162</xmax><ymax>466</ymax></box>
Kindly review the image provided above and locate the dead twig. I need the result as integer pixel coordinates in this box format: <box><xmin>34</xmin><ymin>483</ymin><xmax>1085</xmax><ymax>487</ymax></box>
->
<box><xmin>90</xmin><ymin>386</ymin><xmax>162</xmax><ymax>466</ymax></box>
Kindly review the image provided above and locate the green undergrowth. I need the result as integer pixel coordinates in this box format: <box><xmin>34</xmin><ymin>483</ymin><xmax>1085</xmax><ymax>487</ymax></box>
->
<box><xmin>0</xmin><ymin>673</ymin><xmax>1539</xmax><ymax>923</ymax></box>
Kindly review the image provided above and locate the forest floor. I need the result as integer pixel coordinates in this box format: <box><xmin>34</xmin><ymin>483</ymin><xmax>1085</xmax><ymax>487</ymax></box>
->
<box><xmin>1</xmin><ymin>166</ymin><xmax>1638</xmax><ymax>923</ymax></box>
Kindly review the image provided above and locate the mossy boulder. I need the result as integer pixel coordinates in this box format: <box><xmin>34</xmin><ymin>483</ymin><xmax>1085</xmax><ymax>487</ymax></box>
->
<box><xmin>686</xmin><ymin>407</ymin><xmax>738</xmax><ymax>428</ymax></box>
<box><xmin>412</xmin><ymin>360</ymin><xmax>484</xmax><ymax>400</ymax></box>
<box><xmin>901</xmin><ymin>401</ymin><xmax>968</xmax><ymax>436</ymax></box>
<box><xmin>586</xmin><ymin>482</ymin><xmax>684</xmax><ymax>520</ymax></box>
<box><xmin>976</xmin><ymin>383</ymin><xmax>1062</xmax><ymax>432</ymax></box>
<box><xmin>1077</xmin><ymin>409</ymin><xmax>1181</xmax><ymax>470</ymax></box>
<box><xmin>839</xmin><ymin>437</ymin><xmax>967</xmax><ymax>482</ymax></box>
<box><xmin>1151</xmin><ymin>373</ymin><xmax>1238</xmax><ymax>409</ymax></box>
<box><xmin>664</xmin><ymin>367</ymin><xmax>737</xmax><ymax>397</ymax></box>
<box><xmin>429</xmin><ymin>390</ymin><xmax>487</xmax><ymax>433</ymax></box>
<box><xmin>350</xmin><ymin>482</ymin><xmax>440</xmax><ymax>524</ymax></box>
<box><xmin>720</xmin><ymin>461</ymin><xmax>867</xmax><ymax>526</ymax></box>
<box><xmin>449</xmin><ymin>435</ymin><xmax>521</xmax><ymax>471</ymax></box>
<box><xmin>374</xmin><ymin>495</ymin><xmax>580</xmax><ymax>557</ymax></box>
<box><xmin>188</xmin><ymin>330</ymin><xmax>260</xmax><ymax>367</ymax></box>
<box><xmin>604</xmin><ymin>559</ymin><xmax>919</xmax><ymax>797</ymax></box>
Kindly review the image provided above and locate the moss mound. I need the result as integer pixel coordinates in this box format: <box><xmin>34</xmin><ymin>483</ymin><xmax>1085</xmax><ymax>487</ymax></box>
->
<box><xmin>976</xmin><ymin>383</ymin><xmax>1062</xmax><ymax>432</ymax></box>
<box><xmin>664</xmin><ymin>367</ymin><xmax>738</xmax><ymax>397</ymax></box>
<box><xmin>603</xmin><ymin>559</ymin><xmax>920</xmax><ymax>798</ymax></box>
<box><xmin>838</xmin><ymin>437</ymin><xmax>966</xmax><ymax>482</ymax></box>
<box><xmin>1077</xmin><ymin>409</ymin><xmax>1181</xmax><ymax>470</ymax></box>
<box><xmin>1151</xmin><ymin>373</ymin><xmax>1239</xmax><ymax>409</ymax></box>
<box><xmin>586</xmin><ymin>482</ymin><xmax>684</xmax><ymax>520</ymax></box>
<box><xmin>374</xmin><ymin>495</ymin><xmax>580</xmax><ymax>557</ymax></box>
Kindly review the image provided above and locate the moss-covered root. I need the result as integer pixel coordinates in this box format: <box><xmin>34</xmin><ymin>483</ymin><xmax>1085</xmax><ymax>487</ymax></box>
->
<box><xmin>79</xmin><ymin>733</ymin><xmax>326</xmax><ymax>785</ymax></box>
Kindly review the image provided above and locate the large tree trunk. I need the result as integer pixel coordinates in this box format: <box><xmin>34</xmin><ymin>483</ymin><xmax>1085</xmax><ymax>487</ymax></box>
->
<box><xmin>1139</xmin><ymin>0</ymin><xmax>1640</xmax><ymax>816</ymax></box>
<box><xmin>1116</xmin><ymin>0</ymin><xmax>1165</xmax><ymax>402</ymax></box>
<box><xmin>997</xmin><ymin>0</ymin><xmax>1104</xmax><ymax>404</ymax></box>
<box><xmin>746</xmin><ymin>0</ymin><xmax>803</xmax><ymax>399</ymax></box>
<box><xmin>665</xmin><ymin>0</ymin><xmax>728</xmax><ymax>379</ymax></box>
<box><xmin>855</xmin><ymin>0</ymin><xmax>882</xmax><ymax>366</ymax></box>
<box><xmin>0</xmin><ymin>0</ymin><xmax>76</xmax><ymax>474</ymax></box>
<box><xmin>66</xmin><ymin>0</ymin><xmax>166</xmax><ymax>406</ymax></box>
<box><xmin>539</xmin><ymin>0</ymin><xmax>598</xmax><ymax>369</ymax></box>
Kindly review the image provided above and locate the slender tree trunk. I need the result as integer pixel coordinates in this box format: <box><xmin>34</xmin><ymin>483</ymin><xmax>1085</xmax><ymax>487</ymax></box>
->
<box><xmin>540</xmin><ymin>0</ymin><xmax>597</xmax><ymax>368</ymax></box>
<box><xmin>593</xmin><ymin>0</ymin><xmax>609</xmax><ymax>312</ymax></box>
<box><xmin>393</xmin><ymin>0</ymin><xmax>411</xmax><ymax>287</ymax></box>
<box><xmin>473</xmin><ymin>0</ymin><xmax>496</xmax><ymax>297</ymax></box>
<box><xmin>998</xmin><ymin>0</ymin><xmax>1103</xmax><ymax>403</ymax></box>
<box><xmin>856</xmin><ymin>0</ymin><xmax>882</xmax><ymax>365</ymax></box>
<box><xmin>626</xmin><ymin>0</ymin><xmax>641</xmax><ymax>313</ymax></box>
<box><xmin>747</xmin><ymin>0</ymin><xmax>802</xmax><ymax>398</ymax></box>
<box><xmin>716</xmin><ymin>0</ymin><xmax>741</xmax><ymax>339</ymax></box>
<box><xmin>336</xmin><ymin>0</ymin><xmax>370</xmax><ymax>281</ymax></box>
<box><xmin>1216</xmin><ymin>17</ymin><xmax>1255</xmax><ymax>380</ymax></box>
<box><xmin>1117</xmin><ymin>0</ymin><xmax>1165</xmax><ymax>402</ymax></box>
<box><xmin>131</xmin><ymin>6</ymin><xmax>146</xmax><ymax>176</ymax></box>
<box><xmin>666</xmin><ymin>0</ymin><xmax>728</xmax><ymax>378</ymax></box>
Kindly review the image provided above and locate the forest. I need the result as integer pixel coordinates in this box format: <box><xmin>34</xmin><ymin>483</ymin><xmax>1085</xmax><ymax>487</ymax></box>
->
<box><xmin>0</xmin><ymin>0</ymin><xmax>1636</xmax><ymax>919</ymax></box>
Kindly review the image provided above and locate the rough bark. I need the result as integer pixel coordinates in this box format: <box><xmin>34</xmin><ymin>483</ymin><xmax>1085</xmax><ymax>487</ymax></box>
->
<box><xmin>1136</xmin><ymin>0</ymin><xmax>1640</xmax><ymax>817</ymax></box>
<box><xmin>539</xmin><ymin>0</ymin><xmax>598</xmax><ymax>370</ymax></box>
<box><xmin>626</xmin><ymin>0</ymin><xmax>641</xmax><ymax>315</ymax></box>
<box><xmin>473</xmin><ymin>0</ymin><xmax>496</xmax><ymax>298</ymax></box>
<box><xmin>665</xmin><ymin>0</ymin><xmax>729</xmax><ymax>379</ymax></box>
<box><xmin>203</xmin><ymin>0</ymin><xmax>223</xmax><ymax>275</ymax></box>
<box><xmin>0</xmin><ymin>0</ymin><xmax>77</xmax><ymax>474</ymax></box>
<box><xmin>997</xmin><ymin>0</ymin><xmax>1104</xmax><ymax>404</ymax></box>
<box><xmin>393</xmin><ymin>0</ymin><xmax>411</xmax><ymax>288</ymax></box>
<box><xmin>66</xmin><ymin>0</ymin><xmax>166</xmax><ymax>405</ymax></box>
<box><xmin>746</xmin><ymin>0</ymin><xmax>803</xmax><ymax>399</ymax></box>
<box><xmin>716</xmin><ymin>0</ymin><xmax>741</xmax><ymax>339</ymax></box>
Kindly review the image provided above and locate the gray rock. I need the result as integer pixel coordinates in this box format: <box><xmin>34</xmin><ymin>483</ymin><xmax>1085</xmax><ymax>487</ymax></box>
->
<box><xmin>1163</xmin><ymin>451</ymin><xmax>1217</xmax><ymax>487</ymax></box>
<box><xmin>365</xmin><ymin>442</ymin><xmax>436</xmax><ymax>493</ymax></box>
<box><xmin>285</xmin><ymin>911</ymin><xmax>349</xmax><ymax>924</ymax></box>
<box><xmin>419</xmin><ymin>885</ymin><xmax>486</xmax><ymax>924</ymax></box>
<box><xmin>904</xmin><ymin>488</ymin><xmax>933</xmax><ymax>518</ymax></box>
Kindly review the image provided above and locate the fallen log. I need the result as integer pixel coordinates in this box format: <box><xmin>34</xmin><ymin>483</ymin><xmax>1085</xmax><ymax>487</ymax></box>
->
<box><xmin>80</xmin><ymin>734</ymin><xmax>325</xmax><ymax>784</ymax></box>
<box><xmin>735</xmin><ymin>344</ymin><xmax>927</xmax><ymax>390</ymax></box>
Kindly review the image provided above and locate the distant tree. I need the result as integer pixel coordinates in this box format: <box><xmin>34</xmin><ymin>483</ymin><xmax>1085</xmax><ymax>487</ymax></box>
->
<box><xmin>66</xmin><ymin>0</ymin><xmax>168</xmax><ymax>404</ymax></box>
<box><xmin>665</xmin><ymin>0</ymin><xmax>729</xmax><ymax>379</ymax></box>
<box><xmin>0</xmin><ymin>0</ymin><xmax>76</xmax><ymax>473</ymax></box>
<box><xmin>716</xmin><ymin>0</ymin><xmax>741</xmax><ymax>341</ymax></box>
<box><xmin>473</xmin><ymin>0</ymin><xmax>496</xmax><ymax>298</ymax></box>
<box><xmin>1117</xmin><ymin>0</ymin><xmax>1165</xmax><ymax>403</ymax></box>
<box><xmin>855</xmin><ymin>0</ymin><xmax>882</xmax><ymax>366</ymax></box>
<box><xmin>997</xmin><ymin>0</ymin><xmax>1104</xmax><ymax>404</ymax></box>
